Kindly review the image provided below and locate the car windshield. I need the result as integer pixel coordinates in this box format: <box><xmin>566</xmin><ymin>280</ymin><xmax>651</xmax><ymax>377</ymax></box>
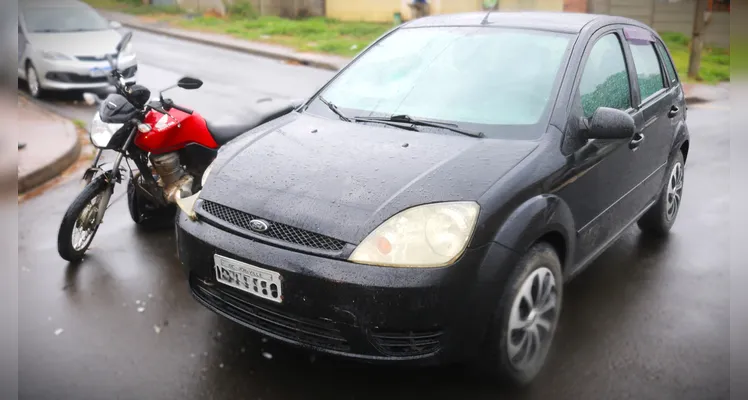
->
<box><xmin>310</xmin><ymin>27</ymin><xmax>573</xmax><ymax>139</ymax></box>
<box><xmin>22</xmin><ymin>5</ymin><xmax>110</xmax><ymax>33</ymax></box>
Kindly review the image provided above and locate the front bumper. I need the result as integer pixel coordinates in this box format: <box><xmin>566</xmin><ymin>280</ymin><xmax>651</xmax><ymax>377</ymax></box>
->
<box><xmin>176</xmin><ymin>207</ymin><xmax>519</xmax><ymax>364</ymax></box>
<box><xmin>34</xmin><ymin>54</ymin><xmax>138</xmax><ymax>91</ymax></box>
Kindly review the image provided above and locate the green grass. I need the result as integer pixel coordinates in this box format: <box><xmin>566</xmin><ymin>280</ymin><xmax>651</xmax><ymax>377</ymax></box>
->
<box><xmin>660</xmin><ymin>32</ymin><xmax>730</xmax><ymax>84</ymax></box>
<box><xmin>177</xmin><ymin>15</ymin><xmax>389</xmax><ymax>57</ymax></box>
<box><xmin>83</xmin><ymin>0</ymin><xmax>182</xmax><ymax>15</ymax></box>
<box><xmin>72</xmin><ymin>119</ymin><xmax>87</xmax><ymax>130</ymax></box>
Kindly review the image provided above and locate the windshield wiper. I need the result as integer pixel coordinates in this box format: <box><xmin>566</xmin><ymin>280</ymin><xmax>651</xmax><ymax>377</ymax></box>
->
<box><xmin>354</xmin><ymin>114</ymin><xmax>484</xmax><ymax>138</ymax></box>
<box><xmin>34</xmin><ymin>29</ymin><xmax>62</xmax><ymax>33</ymax></box>
<box><xmin>318</xmin><ymin>96</ymin><xmax>352</xmax><ymax>122</ymax></box>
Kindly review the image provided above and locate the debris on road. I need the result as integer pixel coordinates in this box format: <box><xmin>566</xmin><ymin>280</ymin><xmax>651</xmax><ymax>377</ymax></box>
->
<box><xmin>262</xmin><ymin>352</ymin><xmax>273</xmax><ymax>360</ymax></box>
<box><xmin>148</xmin><ymin>293</ymin><xmax>153</xmax><ymax>299</ymax></box>
<box><xmin>54</xmin><ymin>328</ymin><xmax>64</xmax><ymax>336</ymax></box>
<box><xmin>153</xmin><ymin>325</ymin><xmax>161</xmax><ymax>334</ymax></box>
<box><xmin>137</xmin><ymin>307</ymin><xmax>145</xmax><ymax>313</ymax></box>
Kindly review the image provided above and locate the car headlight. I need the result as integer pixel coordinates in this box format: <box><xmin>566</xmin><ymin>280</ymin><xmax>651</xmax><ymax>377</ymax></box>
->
<box><xmin>349</xmin><ymin>201</ymin><xmax>480</xmax><ymax>268</ymax></box>
<box><xmin>119</xmin><ymin>43</ymin><xmax>135</xmax><ymax>58</ymax></box>
<box><xmin>201</xmin><ymin>162</ymin><xmax>214</xmax><ymax>187</ymax></box>
<box><xmin>89</xmin><ymin>112</ymin><xmax>123</xmax><ymax>148</ymax></box>
<box><xmin>42</xmin><ymin>51</ymin><xmax>73</xmax><ymax>61</ymax></box>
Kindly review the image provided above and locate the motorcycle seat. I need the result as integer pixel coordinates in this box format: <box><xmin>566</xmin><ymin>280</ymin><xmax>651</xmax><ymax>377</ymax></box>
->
<box><xmin>206</xmin><ymin>100</ymin><xmax>299</xmax><ymax>145</ymax></box>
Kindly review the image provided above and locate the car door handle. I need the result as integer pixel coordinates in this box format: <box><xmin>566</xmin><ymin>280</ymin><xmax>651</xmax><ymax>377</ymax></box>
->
<box><xmin>668</xmin><ymin>105</ymin><xmax>680</xmax><ymax>118</ymax></box>
<box><xmin>629</xmin><ymin>132</ymin><xmax>645</xmax><ymax>150</ymax></box>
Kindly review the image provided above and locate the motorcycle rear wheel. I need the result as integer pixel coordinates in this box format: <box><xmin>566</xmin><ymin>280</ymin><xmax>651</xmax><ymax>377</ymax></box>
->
<box><xmin>57</xmin><ymin>176</ymin><xmax>112</xmax><ymax>262</ymax></box>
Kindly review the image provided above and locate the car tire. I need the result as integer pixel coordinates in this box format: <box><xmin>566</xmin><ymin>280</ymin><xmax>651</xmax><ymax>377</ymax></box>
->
<box><xmin>26</xmin><ymin>63</ymin><xmax>44</xmax><ymax>99</ymax></box>
<box><xmin>480</xmin><ymin>242</ymin><xmax>563</xmax><ymax>386</ymax></box>
<box><xmin>637</xmin><ymin>151</ymin><xmax>685</xmax><ymax>237</ymax></box>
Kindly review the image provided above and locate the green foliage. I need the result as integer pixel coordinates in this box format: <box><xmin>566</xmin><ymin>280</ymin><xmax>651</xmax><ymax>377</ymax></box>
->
<box><xmin>225</xmin><ymin>0</ymin><xmax>258</xmax><ymax>19</ymax></box>
<box><xmin>659</xmin><ymin>31</ymin><xmax>730</xmax><ymax>84</ymax></box>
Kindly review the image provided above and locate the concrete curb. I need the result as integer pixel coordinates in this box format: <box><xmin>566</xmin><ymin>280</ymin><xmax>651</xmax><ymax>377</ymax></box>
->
<box><xmin>17</xmin><ymin>113</ymin><xmax>81</xmax><ymax>195</ymax></box>
<box><xmin>110</xmin><ymin>15</ymin><xmax>346</xmax><ymax>71</ymax></box>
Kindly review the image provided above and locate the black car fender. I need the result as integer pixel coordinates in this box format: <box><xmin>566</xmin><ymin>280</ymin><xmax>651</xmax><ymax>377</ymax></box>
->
<box><xmin>489</xmin><ymin>194</ymin><xmax>576</xmax><ymax>273</ymax></box>
<box><xmin>670</xmin><ymin>120</ymin><xmax>690</xmax><ymax>164</ymax></box>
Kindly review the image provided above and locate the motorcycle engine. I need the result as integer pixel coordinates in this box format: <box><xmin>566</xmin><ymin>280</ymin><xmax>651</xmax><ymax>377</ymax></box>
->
<box><xmin>150</xmin><ymin>152</ymin><xmax>194</xmax><ymax>203</ymax></box>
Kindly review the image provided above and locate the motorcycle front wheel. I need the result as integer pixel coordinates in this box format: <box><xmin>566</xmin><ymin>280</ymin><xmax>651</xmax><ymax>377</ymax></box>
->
<box><xmin>57</xmin><ymin>175</ymin><xmax>112</xmax><ymax>262</ymax></box>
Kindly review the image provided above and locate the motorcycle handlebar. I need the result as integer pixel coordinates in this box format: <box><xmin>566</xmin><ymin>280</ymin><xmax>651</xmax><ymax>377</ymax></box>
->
<box><xmin>170</xmin><ymin>103</ymin><xmax>193</xmax><ymax>115</ymax></box>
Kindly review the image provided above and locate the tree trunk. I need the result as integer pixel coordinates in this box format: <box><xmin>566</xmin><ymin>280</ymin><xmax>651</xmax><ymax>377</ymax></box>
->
<box><xmin>687</xmin><ymin>0</ymin><xmax>709</xmax><ymax>80</ymax></box>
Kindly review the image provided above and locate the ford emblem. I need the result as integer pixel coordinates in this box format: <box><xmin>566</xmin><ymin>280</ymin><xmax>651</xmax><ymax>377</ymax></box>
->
<box><xmin>249</xmin><ymin>219</ymin><xmax>269</xmax><ymax>232</ymax></box>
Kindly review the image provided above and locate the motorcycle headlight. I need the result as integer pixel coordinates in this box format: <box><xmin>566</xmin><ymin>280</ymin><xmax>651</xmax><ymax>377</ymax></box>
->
<box><xmin>89</xmin><ymin>112</ymin><xmax>123</xmax><ymax>148</ymax></box>
<box><xmin>349</xmin><ymin>201</ymin><xmax>480</xmax><ymax>268</ymax></box>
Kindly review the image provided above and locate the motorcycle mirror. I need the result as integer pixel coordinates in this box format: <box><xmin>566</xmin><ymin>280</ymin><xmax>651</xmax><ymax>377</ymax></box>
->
<box><xmin>82</xmin><ymin>92</ymin><xmax>100</xmax><ymax>106</ymax></box>
<box><xmin>116</xmin><ymin>31</ymin><xmax>133</xmax><ymax>53</ymax></box>
<box><xmin>177</xmin><ymin>77</ymin><xmax>203</xmax><ymax>90</ymax></box>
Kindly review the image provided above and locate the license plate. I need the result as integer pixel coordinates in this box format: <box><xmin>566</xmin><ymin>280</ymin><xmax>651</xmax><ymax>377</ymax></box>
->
<box><xmin>89</xmin><ymin>66</ymin><xmax>111</xmax><ymax>77</ymax></box>
<box><xmin>214</xmin><ymin>254</ymin><xmax>282</xmax><ymax>303</ymax></box>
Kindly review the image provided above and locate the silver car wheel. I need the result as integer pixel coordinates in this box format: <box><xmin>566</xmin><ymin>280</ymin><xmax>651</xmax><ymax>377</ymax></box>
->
<box><xmin>507</xmin><ymin>267</ymin><xmax>558</xmax><ymax>372</ymax></box>
<box><xmin>27</xmin><ymin>66</ymin><xmax>40</xmax><ymax>98</ymax></box>
<box><xmin>666</xmin><ymin>162</ymin><xmax>684</xmax><ymax>221</ymax></box>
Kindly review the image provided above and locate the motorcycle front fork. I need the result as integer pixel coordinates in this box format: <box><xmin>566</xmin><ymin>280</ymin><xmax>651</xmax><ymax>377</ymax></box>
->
<box><xmin>92</xmin><ymin>125</ymin><xmax>138</xmax><ymax>225</ymax></box>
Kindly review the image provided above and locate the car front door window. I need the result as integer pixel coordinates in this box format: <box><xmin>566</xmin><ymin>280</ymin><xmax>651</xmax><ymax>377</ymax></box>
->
<box><xmin>578</xmin><ymin>34</ymin><xmax>631</xmax><ymax>118</ymax></box>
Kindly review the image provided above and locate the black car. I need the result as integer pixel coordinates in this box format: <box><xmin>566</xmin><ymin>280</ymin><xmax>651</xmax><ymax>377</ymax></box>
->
<box><xmin>175</xmin><ymin>12</ymin><xmax>689</xmax><ymax>385</ymax></box>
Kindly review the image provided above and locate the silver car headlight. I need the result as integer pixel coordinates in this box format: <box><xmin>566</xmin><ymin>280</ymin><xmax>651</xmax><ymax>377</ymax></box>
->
<box><xmin>349</xmin><ymin>201</ymin><xmax>480</xmax><ymax>268</ymax></box>
<box><xmin>90</xmin><ymin>112</ymin><xmax>123</xmax><ymax>148</ymax></box>
<box><xmin>201</xmin><ymin>162</ymin><xmax>215</xmax><ymax>187</ymax></box>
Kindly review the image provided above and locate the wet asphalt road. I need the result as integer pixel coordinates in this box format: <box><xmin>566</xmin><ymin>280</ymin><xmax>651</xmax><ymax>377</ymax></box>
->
<box><xmin>18</xmin><ymin>30</ymin><xmax>729</xmax><ymax>400</ymax></box>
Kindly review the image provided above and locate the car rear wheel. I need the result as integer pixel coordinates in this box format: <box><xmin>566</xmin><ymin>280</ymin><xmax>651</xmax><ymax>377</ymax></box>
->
<box><xmin>480</xmin><ymin>242</ymin><xmax>563</xmax><ymax>386</ymax></box>
<box><xmin>26</xmin><ymin>63</ymin><xmax>44</xmax><ymax>99</ymax></box>
<box><xmin>637</xmin><ymin>151</ymin><xmax>685</xmax><ymax>236</ymax></box>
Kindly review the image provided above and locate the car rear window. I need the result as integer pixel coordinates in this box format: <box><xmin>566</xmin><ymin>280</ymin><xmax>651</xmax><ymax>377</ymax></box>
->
<box><xmin>22</xmin><ymin>5</ymin><xmax>110</xmax><ymax>33</ymax></box>
<box><xmin>312</xmin><ymin>26</ymin><xmax>573</xmax><ymax>139</ymax></box>
<box><xmin>629</xmin><ymin>41</ymin><xmax>667</xmax><ymax>101</ymax></box>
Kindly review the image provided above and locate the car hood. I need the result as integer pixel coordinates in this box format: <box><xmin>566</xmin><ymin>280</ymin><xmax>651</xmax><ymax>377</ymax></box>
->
<box><xmin>200</xmin><ymin>113</ymin><xmax>539</xmax><ymax>245</ymax></box>
<box><xmin>27</xmin><ymin>29</ymin><xmax>123</xmax><ymax>57</ymax></box>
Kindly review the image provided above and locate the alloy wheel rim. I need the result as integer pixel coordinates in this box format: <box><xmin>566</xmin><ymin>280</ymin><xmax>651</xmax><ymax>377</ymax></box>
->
<box><xmin>666</xmin><ymin>162</ymin><xmax>684</xmax><ymax>221</ymax></box>
<box><xmin>28</xmin><ymin>67</ymin><xmax>39</xmax><ymax>97</ymax></box>
<box><xmin>71</xmin><ymin>194</ymin><xmax>102</xmax><ymax>251</ymax></box>
<box><xmin>507</xmin><ymin>267</ymin><xmax>558</xmax><ymax>372</ymax></box>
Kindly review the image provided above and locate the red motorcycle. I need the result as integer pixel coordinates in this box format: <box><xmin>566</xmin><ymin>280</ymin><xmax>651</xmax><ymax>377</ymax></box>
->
<box><xmin>57</xmin><ymin>32</ymin><xmax>296</xmax><ymax>262</ymax></box>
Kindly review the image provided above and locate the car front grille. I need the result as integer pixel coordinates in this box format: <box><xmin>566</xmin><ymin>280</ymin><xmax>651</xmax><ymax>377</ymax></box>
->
<box><xmin>200</xmin><ymin>200</ymin><xmax>347</xmax><ymax>252</ymax></box>
<box><xmin>191</xmin><ymin>275</ymin><xmax>351</xmax><ymax>352</ymax></box>
<box><xmin>370</xmin><ymin>329</ymin><xmax>443</xmax><ymax>356</ymax></box>
<box><xmin>45</xmin><ymin>66</ymin><xmax>137</xmax><ymax>83</ymax></box>
<box><xmin>75</xmin><ymin>54</ymin><xmax>115</xmax><ymax>62</ymax></box>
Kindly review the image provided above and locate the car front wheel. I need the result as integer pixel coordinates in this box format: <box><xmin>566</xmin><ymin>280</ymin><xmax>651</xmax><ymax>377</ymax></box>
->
<box><xmin>480</xmin><ymin>242</ymin><xmax>563</xmax><ymax>386</ymax></box>
<box><xmin>26</xmin><ymin>63</ymin><xmax>44</xmax><ymax>99</ymax></box>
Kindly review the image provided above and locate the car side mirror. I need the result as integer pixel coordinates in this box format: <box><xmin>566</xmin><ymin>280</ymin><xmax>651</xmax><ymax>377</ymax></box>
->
<box><xmin>109</xmin><ymin>21</ymin><xmax>122</xmax><ymax>29</ymax></box>
<box><xmin>585</xmin><ymin>107</ymin><xmax>636</xmax><ymax>140</ymax></box>
<box><xmin>177</xmin><ymin>77</ymin><xmax>203</xmax><ymax>90</ymax></box>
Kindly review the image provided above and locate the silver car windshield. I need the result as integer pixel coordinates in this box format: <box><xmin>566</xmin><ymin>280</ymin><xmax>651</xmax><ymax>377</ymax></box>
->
<box><xmin>312</xmin><ymin>26</ymin><xmax>573</xmax><ymax>139</ymax></box>
<box><xmin>22</xmin><ymin>5</ymin><xmax>110</xmax><ymax>33</ymax></box>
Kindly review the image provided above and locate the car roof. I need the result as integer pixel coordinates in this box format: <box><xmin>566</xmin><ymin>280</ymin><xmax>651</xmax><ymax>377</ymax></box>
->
<box><xmin>403</xmin><ymin>11</ymin><xmax>641</xmax><ymax>34</ymax></box>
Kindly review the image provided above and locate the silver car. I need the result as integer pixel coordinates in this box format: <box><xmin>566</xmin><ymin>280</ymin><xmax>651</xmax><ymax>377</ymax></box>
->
<box><xmin>18</xmin><ymin>0</ymin><xmax>138</xmax><ymax>98</ymax></box>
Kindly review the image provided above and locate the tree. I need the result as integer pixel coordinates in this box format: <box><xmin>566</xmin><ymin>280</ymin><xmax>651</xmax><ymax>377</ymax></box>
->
<box><xmin>687</xmin><ymin>0</ymin><xmax>713</xmax><ymax>80</ymax></box>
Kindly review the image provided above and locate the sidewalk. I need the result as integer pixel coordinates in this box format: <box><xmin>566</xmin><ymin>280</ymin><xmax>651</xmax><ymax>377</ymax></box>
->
<box><xmin>17</xmin><ymin>96</ymin><xmax>81</xmax><ymax>194</ymax></box>
<box><xmin>100</xmin><ymin>10</ymin><xmax>351</xmax><ymax>71</ymax></box>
